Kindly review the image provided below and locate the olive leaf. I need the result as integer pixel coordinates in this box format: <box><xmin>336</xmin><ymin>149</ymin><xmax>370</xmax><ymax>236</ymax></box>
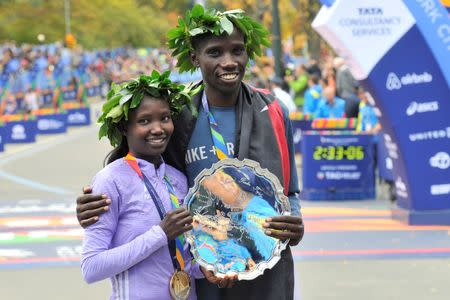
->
<box><xmin>97</xmin><ymin>71</ymin><xmax>200</xmax><ymax>147</ymax></box>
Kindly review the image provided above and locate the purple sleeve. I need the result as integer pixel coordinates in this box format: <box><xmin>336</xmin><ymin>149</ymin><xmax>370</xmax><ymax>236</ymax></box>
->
<box><xmin>81</xmin><ymin>171</ymin><xmax>168</xmax><ymax>284</ymax></box>
<box><xmin>187</xmin><ymin>259</ymin><xmax>204</xmax><ymax>279</ymax></box>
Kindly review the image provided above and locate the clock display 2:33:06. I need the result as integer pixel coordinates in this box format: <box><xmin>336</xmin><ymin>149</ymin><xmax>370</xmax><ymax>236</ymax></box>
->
<box><xmin>313</xmin><ymin>145</ymin><xmax>365</xmax><ymax>161</ymax></box>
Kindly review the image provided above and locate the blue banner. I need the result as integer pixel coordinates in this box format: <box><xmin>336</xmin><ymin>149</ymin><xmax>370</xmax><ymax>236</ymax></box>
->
<box><xmin>66</xmin><ymin>107</ymin><xmax>91</xmax><ymax>126</ymax></box>
<box><xmin>301</xmin><ymin>133</ymin><xmax>375</xmax><ymax>200</ymax></box>
<box><xmin>0</xmin><ymin>126</ymin><xmax>4</xmax><ymax>152</ymax></box>
<box><xmin>86</xmin><ymin>85</ymin><xmax>101</xmax><ymax>98</ymax></box>
<box><xmin>290</xmin><ymin>120</ymin><xmax>312</xmax><ymax>153</ymax></box>
<box><xmin>37</xmin><ymin>113</ymin><xmax>67</xmax><ymax>134</ymax></box>
<box><xmin>376</xmin><ymin>132</ymin><xmax>394</xmax><ymax>182</ymax></box>
<box><xmin>41</xmin><ymin>92</ymin><xmax>54</xmax><ymax>108</ymax></box>
<box><xmin>4</xmin><ymin>120</ymin><xmax>37</xmax><ymax>144</ymax></box>
<box><xmin>313</xmin><ymin>0</ymin><xmax>450</xmax><ymax>224</ymax></box>
<box><xmin>62</xmin><ymin>89</ymin><xmax>77</xmax><ymax>101</ymax></box>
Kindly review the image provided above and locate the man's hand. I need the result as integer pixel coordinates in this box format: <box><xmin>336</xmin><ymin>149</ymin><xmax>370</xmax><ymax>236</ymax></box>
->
<box><xmin>76</xmin><ymin>186</ymin><xmax>111</xmax><ymax>228</ymax></box>
<box><xmin>263</xmin><ymin>215</ymin><xmax>304</xmax><ymax>246</ymax></box>
<box><xmin>200</xmin><ymin>267</ymin><xmax>238</xmax><ymax>288</ymax></box>
<box><xmin>160</xmin><ymin>208</ymin><xmax>193</xmax><ymax>241</ymax></box>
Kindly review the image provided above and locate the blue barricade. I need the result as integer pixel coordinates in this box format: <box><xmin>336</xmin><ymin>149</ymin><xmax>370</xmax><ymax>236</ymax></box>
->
<box><xmin>376</xmin><ymin>133</ymin><xmax>394</xmax><ymax>182</ymax></box>
<box><xmin>37</xmin><ymin>113</ymin><xmax>67</xmax><ymax>134</ymax></box>
<box><xmin>4</xmin><ymin>120</ymin><xmax>38</xmax><ymax>144</ymax></box>
<box><xmin>86</xmin><ymin>85</ymin><xmax>101</xmax><ymax>98</ymax></box>
<box><xmin>62</xmin><ymin>89</ymin><xmax>77</xmax><ymax>101</ymax></box>
<box><xmin>291</xmin><ymin>120</ymin><xmax>312</xmax><ymax>153</ymax></box>
<box><xmin>0</xmin><ymin>126</ymin><xmax>4</xmax><ymax>152</ymax></box>
<box><xmin>66</xmin><ymin>107</ymin><xmax>91</xmax><ymax>126</ymax></box>
<box><xmin>301</xmin><ymin>132</ymin><xmax>376</xmax><ymax>200</ymax></box>
<box><xmin>41</xmin><ymin>92</ymin><xmax>54</xmax><ymax>107</ymax></box>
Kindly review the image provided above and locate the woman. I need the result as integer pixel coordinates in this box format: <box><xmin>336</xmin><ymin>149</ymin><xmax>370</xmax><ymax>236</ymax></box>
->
<box><xmin>81</xmin><ymin>71</ymin><xmax>212</xmax><ymax>300</ymax></box>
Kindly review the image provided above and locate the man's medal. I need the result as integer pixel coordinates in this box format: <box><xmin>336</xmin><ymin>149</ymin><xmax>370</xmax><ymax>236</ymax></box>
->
<box><xmin>124</xmin><ymin>153</ymin><xmax>191</xmax><ymax>300</ymax></box>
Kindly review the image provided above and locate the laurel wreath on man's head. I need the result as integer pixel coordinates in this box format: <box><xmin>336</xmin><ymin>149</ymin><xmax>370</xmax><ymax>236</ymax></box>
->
<box><xmin>167</xmin><ymin>4</ymin><xmax>271</xmax><ymax>73</ymax></box>
<box><xmin>97</xmin><ymin>70</ymin><xmax>202</xmax><ymax>147</ymax></box>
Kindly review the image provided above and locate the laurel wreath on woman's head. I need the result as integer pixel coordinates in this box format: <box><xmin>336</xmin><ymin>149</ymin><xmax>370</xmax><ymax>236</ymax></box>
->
<box><xmin>98</xmin><ymin>70</ymin><xmax>202</xmax><ymax>147</ymax></box>
<box><xmin>167</xmin><ymin>4</ymin><xmax>271</xmax><ymax>73</ymax></box>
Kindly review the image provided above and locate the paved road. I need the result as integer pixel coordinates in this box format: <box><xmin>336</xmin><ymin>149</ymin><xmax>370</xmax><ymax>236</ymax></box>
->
<box><xmin>1</xmin><ymin>123</ymin><xmax>449</xmax><ymax>299</ymax></box>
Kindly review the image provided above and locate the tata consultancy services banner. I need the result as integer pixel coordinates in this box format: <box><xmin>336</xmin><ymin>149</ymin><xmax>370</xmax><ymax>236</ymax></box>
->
<box><xmin>313</xmin><ymin>0</ymin><xmax>450</xmax><ymax>224</ymax></box>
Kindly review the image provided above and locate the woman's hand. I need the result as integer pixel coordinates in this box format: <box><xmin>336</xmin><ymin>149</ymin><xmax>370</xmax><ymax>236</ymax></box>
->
<box><xmin>263</xmin><ymin>215</ymin><xmax>305</xmax><ymax>246</ymax></box>
<box><xmin>160</xmin><ymin>208</ymin><xmax>193</xmax><ymax>241</ymax></box>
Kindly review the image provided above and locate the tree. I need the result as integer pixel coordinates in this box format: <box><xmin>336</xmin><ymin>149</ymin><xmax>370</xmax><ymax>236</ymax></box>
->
<box><xmin>0</xmin><ymin>0</ymin><xmax>190</xmax><ymax>48</ymax></box>
<box><xmin>205</xmin><ymin>0</ymin><xmax>322</xmax><ymax>57</ymax></box>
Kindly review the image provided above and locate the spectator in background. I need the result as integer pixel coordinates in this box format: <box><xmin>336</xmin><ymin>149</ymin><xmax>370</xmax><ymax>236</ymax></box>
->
<box><xmin>334</xmin><ymin>57</ymin><xmax>359</xmax><ymax>118</ymax></box>
<box><xmin>24</xmin><ymin>87</ymin><xmax>39</xmax><ymax>113</ymax></box>
<box><xmin>334</xmin><ymin>57</ymin><xmax>356</xmax><ymax>99</ymax></box>
<box><xmin>315</xmin><ymin>86</ymin><xmax>346</xmax><ymax>118</ymax></box>
<box><xmin>1</xmin><ymin>91</ymin><xmax>17</xmax><ymax>115</ymax></box>
<box><xmin>269</xmin><ymin>76</ymin><xmax>297</xmax><ymax>113</ymax></box>
<box><xmin>342</xmin><ymin>82</ymin><xmax>361</xmax><ymax>118</ymax></box>
<box><xmin>306</xmin><ymin>58</ymin><xmax>321</xmax><ymax>78</ymax></box>
<box><xmin>286</xmin><ymin>64</ymin><xmax>308</xmax><ymax>110</ymax></box>
<box><xmin>303</xmin><ymin>74</ymin><xmax>322</xmax><ymax>116</ymax></box>
<box><xmin>356</xmin><ymin>87</ymin><xmax>380</xmax><ymax>134</ymax></box>
<box><xmin>321</xmin><ymin>64</ymin><xmax>336</xmax><ymax>91</ymax></box>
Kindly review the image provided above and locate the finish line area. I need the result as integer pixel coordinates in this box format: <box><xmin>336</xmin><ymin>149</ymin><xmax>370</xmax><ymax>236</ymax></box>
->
<box><xmin>1</xmin><ymin>199</ymin><xmax>449</xmax><ymax>270</ymax></box>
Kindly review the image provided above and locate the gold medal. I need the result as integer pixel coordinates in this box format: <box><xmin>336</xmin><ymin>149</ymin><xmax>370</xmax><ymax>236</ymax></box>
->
<box><xmin>169</xmin><ymin>270</ymin><xmax>191</xmax><ymax>300</ymax></box>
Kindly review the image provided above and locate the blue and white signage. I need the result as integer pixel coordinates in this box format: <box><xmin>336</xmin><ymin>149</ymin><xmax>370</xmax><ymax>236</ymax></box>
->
<box><xmin>4</xmin><ymin>120</ymin><xmax>37</xmax><ymax>144</ymax></box>
<box><xmin>290</xmin><ymin>120</ymin><xmax>312</xmax><ymax>153</ymax></box>
<box><xmin>313</xmin><ymin>0</ymin><xmax>450</xmax><ymax>224</ymax></box>
<box><xmin>86</xmin><ymin>85</ymin><xmax>101</xmax><ymax>98</ymax></box>
<box><xmin>66</xmin><ymin>107</ymin><xmax>91</xmax><ymax>126</ymax></box>
<box><xmin>301</xmin><ymin>133</ymin><xmax>375</xmax><ymax>201</ymax></box>
<box><xmin>0</xmin><ymin>126</ymin><xmax>4</xmax><ymax>152</ymax></box>
<box><xmin>37</xmin><ymin>113</ymin><xmax>67</xmax><ymax>134</ymax></box>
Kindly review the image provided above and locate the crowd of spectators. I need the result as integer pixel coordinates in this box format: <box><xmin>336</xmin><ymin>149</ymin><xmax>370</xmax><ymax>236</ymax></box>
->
<box><xmin>0</xmin><ymin>42</ymin><xmax>201</xmax><ymax>116</ymax></box>
<box><xmin>249</xmin><ymin>54</ymin><xmax>380</xmax><ymax>134</ymax></box>
<box><xmin>1</xmin><ymin>41</ymin><xmax>380</xmax><ymax>134</ymax></box>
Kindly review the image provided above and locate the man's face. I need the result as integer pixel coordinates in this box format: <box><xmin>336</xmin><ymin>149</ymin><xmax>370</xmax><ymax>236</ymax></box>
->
<box><xmin>191</xmin><ymin>29</ymin><xmax>248</xmax><ymax>96</ymax></box>
<box><xmin>358</xmin><ymin>90</ymin><xmax>368</xmax><ymax>103</ymax></box>
<box><xmin>324</xmin><ymin>88</ymin><xmax>335</xmax><ymax>104</ymax></box>
<box><xmin>202</xmin><ymin>171</ymin><xmax>241</xmax><ymax>208</ymax></box>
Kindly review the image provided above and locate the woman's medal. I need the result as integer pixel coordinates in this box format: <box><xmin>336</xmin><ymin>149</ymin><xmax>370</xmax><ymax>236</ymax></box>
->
<box><xmin>169</xmin><ymin>269</ymin><xmax>191</xmax><ymax>300</ymax></box>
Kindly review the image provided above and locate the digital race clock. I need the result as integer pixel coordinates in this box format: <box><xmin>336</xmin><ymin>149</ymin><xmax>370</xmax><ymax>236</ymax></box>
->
<box><xmin>313</xmin><ymin>145</ymin><xmax>365</xmax><ymax>161</ymax></box>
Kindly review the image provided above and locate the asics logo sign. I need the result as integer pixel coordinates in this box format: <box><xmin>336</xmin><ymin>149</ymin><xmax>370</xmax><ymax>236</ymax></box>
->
<box><xmin>386</xmin><ymin>72</ymin><xmax>433</xmax><ymax>91</ymax></box>
<box><xmin>406</xmin><ymin>101</ymin><xmax>439</xmax><ymax>116</ymax></box>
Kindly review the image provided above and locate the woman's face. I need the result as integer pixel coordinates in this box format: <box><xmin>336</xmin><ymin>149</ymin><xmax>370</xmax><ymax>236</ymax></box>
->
<box><xmin>191</xmin><ymin>29</ymin><xmax>249</xmax><ymax>97</ymax></box>
<box><xmin>125</xmin><ymin>96</ymin><xmax>174</xmax><ymax>165</ymax></box>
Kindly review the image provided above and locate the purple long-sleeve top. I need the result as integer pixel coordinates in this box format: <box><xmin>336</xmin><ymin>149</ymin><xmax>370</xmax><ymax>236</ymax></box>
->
<box><xmin>81</xmin><ymin>157</ymin><xmax>202</xmax><ymax>300</ymax></box>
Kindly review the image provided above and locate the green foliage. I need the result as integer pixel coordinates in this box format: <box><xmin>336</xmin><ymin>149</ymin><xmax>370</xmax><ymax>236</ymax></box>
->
<box><xmin>98</xmin><ymin>71</ymin><xmax>202</xmax><ymax>147</ymax></box>
<box><xmin>167</xmin><ymin>3</ymin><xmax>271</xmax><ymax>73</ymax></box>
<box><xmin>0</xmin><ymin>0</ymin><xmax>188</xmax><ymax>48</ymax></box>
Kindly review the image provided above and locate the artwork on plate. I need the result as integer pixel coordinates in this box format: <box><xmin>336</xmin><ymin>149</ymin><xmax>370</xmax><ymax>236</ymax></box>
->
<box><xmin>185</xmin><ymin>158</ymin><xmax>291</xmax><ymax>280</ymax></box>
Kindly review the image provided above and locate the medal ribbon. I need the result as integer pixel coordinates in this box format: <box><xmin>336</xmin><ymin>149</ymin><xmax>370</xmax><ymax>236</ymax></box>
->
<box><xmin>201</xmin><ymin>92</ymin><xmax>230</xmax><ymax>160</ymax></box>
<box><xmin>124</xmin><ymin>153</ymin><xmax>185</xmax><ymax>270</ymax></box>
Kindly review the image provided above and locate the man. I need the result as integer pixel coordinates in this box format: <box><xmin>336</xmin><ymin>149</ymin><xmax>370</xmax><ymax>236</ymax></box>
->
<box><xmin>356</xmin><ymin>87</ymin><xmax>381</xmax><ymax>134</ymax></box>
<box><xmin>76</xmin><ymin>5</ymin><xmax>303</xmax><ymax>300</ymax></box>
<box><xmin>269</xmin><ymin>76</ymin><xmax>297</xmax><ymax>113</ymax></box>
<box><xmin>286</xmin><ymin>64</ymin><xmax>308</xmax><ymax>109</ymax></box>
<box><xmin>315</xmin><ymin>86</ymin><xmax>346</xmax><ymax>118</ymax></box>
<box><xmin>303</xmin><ymin>74</ymin><xmax>322</xmax><ymax>116</ymax></box>
<box><xmin>334</xmin><ymin>57</ymin><xmax>359</xmax><ymax>117</ymax></box>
